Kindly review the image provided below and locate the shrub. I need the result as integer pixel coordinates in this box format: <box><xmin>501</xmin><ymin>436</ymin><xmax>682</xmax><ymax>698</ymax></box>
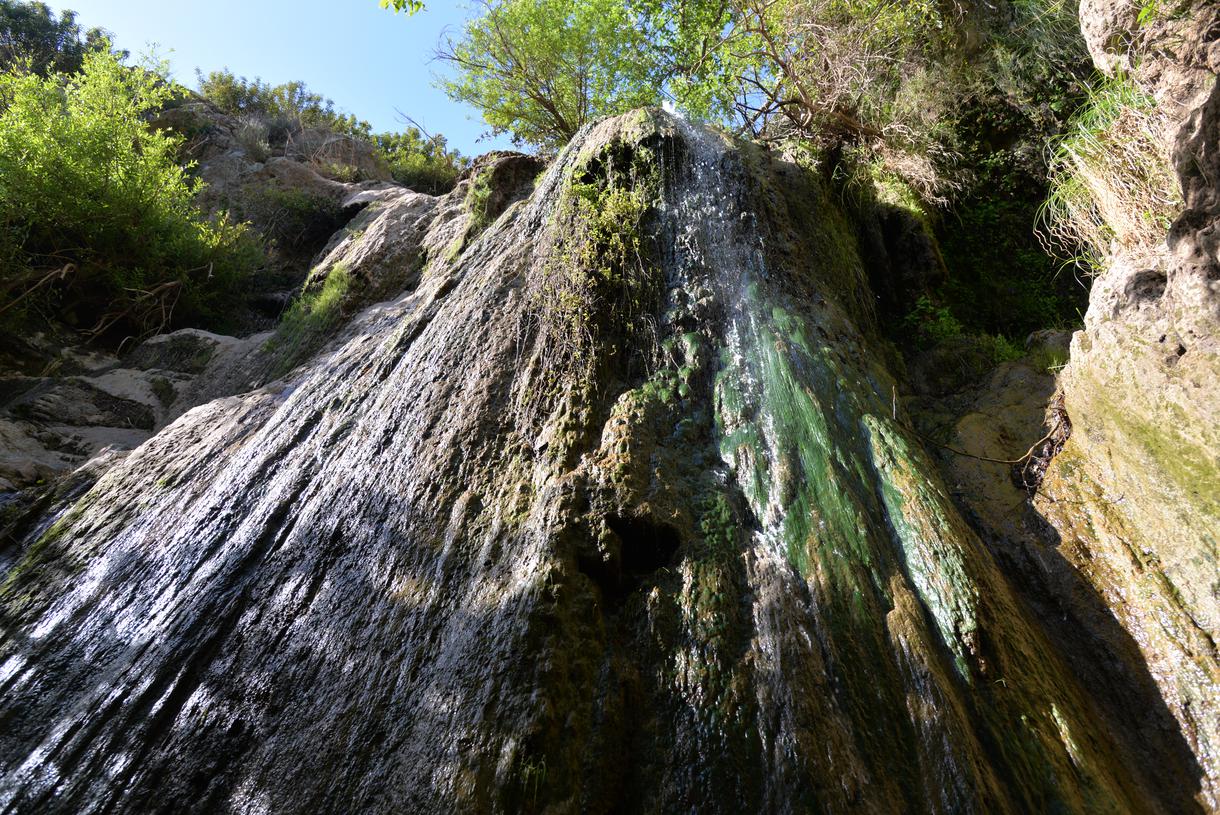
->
<box><xmin>372</xmin><ymin>129</ymin><xmax>465</xmax><ymax>194</ymax></box>
<box><xmin>196</xmin><ymin>69</ymin><xmax>372</xmax><ymax>139</ymax></box>
<box><xmin>902</xmin><ymin>296</ymin><xmax>964</xmax><ymax>347</ymax></box>
<box><xmin>0</xmin><ymin>48</ymin><xmax>259</xmax><ymax>339</ymax></box>
<box><xmin>985</xmin><ymin>333</ymin><xmax>1025</xmax><ymax>364</ymax></box>
<box><xmin>234</xmin><ymin>114</ymin><xmax>272</xmax><ymax>161</ymax></box>
<box><xmin>238</xmin><ymin>187</ymin><xmax>346</xmax><ymax>256</ymax></box>
<box><xmin>1040</xmin><ymin>75</ymin><xmax>1181</xmax><ymax>270</ymax></box>
<box><xmin>531</xmin><ymin>147</ymin><xmax>661</xmax><ymax>390</ymax></box>
<box><xmin>314</xmin><ymin>160</ymin><xmax>360</xmax><ymax>182</ymax></box>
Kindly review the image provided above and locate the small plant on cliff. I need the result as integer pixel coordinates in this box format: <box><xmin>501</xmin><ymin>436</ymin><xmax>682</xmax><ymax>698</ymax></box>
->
<box><xmin>902</xmin><ymin>296</ymin><xmax>964</xmax><ymax>347</ymax></box>
<box><xmin>529</xmin><ymin>145</ymin><xmax>662</xmax><ymax>398</ymax></box>
<box><xmin>0</xmin><ymin>48</ymin><xmax>257</xmax><ymax>338</ymax></box>
<box><xmin>1039</xmin><ymin>75</ymin><xmax>1182</xmax><ymax>270</ymax></box>
<box><xmin>266</xmin><ymin>263</ymin><xmax>353</xmax><ymax>376</ymax></box>
<box><xmin>465</xmin><ymin>168</ymin><xmax>496</xmax><ymax>231</ymax></box>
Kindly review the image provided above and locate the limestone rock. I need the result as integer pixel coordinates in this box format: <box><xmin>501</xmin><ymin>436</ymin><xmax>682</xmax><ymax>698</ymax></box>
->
<box><xmin>308</xmin><ymin>189</ymin><xmax>440</xmax><ymax>301</ymax></box>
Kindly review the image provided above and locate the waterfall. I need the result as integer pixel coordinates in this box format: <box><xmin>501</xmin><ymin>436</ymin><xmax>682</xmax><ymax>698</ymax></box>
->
<box><xmin>0</xmin><ymin>110</ymin><xmax>1178</xmax><ymax>813</ymax></box>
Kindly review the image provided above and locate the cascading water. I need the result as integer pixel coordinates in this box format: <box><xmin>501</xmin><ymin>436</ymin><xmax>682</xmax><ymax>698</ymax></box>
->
<box><xmin>0</xmin><ymin>110</ymin><xmax>1194</xmax><ymax>813</ymax></box>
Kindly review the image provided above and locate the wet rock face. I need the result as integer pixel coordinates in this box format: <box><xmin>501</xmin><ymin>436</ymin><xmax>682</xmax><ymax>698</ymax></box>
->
<box><xmin>0</xmin><ymin>110</ymin><xmax>1207</xmax><ymax>814</ymax></box>
<box><xmin>1035</xmin><ymin>3</ymin><xmax>1220</xmax><ymax>805</ymax></box>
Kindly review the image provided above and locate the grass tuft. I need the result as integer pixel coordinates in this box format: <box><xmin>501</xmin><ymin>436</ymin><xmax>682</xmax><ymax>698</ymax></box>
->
<box><xmin>265</xmin><ymin>263</ymin><xmax>353</xmax><ymax>376</ymax></box>
<box><xmin>1039</xmin><ymin>76</ymin><xmax>1181</xmax><ymax>271</ymax></box>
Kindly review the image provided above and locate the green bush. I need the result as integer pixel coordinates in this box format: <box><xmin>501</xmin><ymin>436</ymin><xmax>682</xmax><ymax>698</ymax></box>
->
<box><xmin>897</xmin><ymin>0</ymin><xmax>1092</xmax><ymax>340</ymax></box>
<box><xmin>238</xmin><ymin>187</ymin><xmax>346</xmax><ymax>255</ymax></box>
<box><xmin>0</xmin><ymin>48</ymin><xmax>259</xmax><ymax>338</ymax></box>
<box><xmin>196</xmin><ymin>69</ymin><xmax>371</xmax><ymax>139</ymax></box>
<box><xmin>901</xmin><ymin>296</ymin><xmax>964</xmax><ymax>347</ymax></box>
<box><xmin>371</xmin><ymin>129</ymin><xmax>465</xmax><ymax>194</ymax></box>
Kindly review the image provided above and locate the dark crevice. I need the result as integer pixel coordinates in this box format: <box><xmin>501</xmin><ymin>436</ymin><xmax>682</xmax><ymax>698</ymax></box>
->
<box><xmin>1125</xmin><ymin>269</ymin><xmax>1168</xmax><ymax>303</ymax></box>
<box><xmin>606</xmin><ymin>515</ymin><xmax>680</xmax><ymax>577</ymax></box>
<box><xmin>579</xmin><ymin>514</ymin><xmax>682</xmax><ymax>607</ymax></box>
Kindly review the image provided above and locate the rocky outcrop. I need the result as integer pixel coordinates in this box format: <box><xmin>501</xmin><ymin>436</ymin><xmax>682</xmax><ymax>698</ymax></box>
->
<box><xmin>157</xmin><ymin>101</ymin><xmax>392</xmax><ymax>185</ymax></box>
<box><xmin>0</xmin><ymin>109</ymin><xmax>1198</xmax><ymax>813</ymax></box>
<box><xmin>1035</xmin><ymin>0</ymin><xmax>1220</xmax><ymax>807</ymax></box>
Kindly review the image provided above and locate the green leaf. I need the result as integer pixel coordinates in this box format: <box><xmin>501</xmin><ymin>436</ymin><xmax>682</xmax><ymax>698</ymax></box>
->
<box><xmin>379</xmin><ymin>0</ymin><xmax>425</xmax><ymax>14</ymax></box>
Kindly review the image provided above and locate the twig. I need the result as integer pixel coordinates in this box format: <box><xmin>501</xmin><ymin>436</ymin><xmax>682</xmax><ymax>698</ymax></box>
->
<box><xmin>0</xmin><ymin>264</ymin><xmax>75</xmax><ymax>317</ymax></box>
<box><xmin>906</xmin><ymin>421</ymin><xmax>1057</xmax><ymax>466</ymax></box>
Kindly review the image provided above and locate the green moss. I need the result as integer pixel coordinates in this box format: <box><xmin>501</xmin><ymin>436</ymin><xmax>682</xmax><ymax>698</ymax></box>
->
<box><xmin>150</xmin><ymin>376</ymin><xmax>176</xmax><ymax>408</ymax></box>
<box><xmin>1088</xmin><ymin>377</ymin><xmax>1220</xmax><ymax>520</ymax></box>
<box><xmin>863</xmin><ymin>415</ymin><xmax>980</xmax><ymax>680</ymax></box>
<box><xmin>0</xmin><ymin>503</ymin><xmax>85</xmax><ymax>599</ymax></box>
<box><xmin>465</xmin><ymin>167</ymin><xmax>495</xmax><ymax>230</ymax></box>
<box><xmin>265</xmin><ymin>262</ymin><xmax>354</xmax><ymax>377</ymax></box>
<box><xmin>716</xmin><ymin>299</ymin><xmax>884</xmax><ymax>579</ymax></box>
<box><xmin>531</xmin><ymin>141</ymin><xmax>662</xmax><ymax>395</ymax></box>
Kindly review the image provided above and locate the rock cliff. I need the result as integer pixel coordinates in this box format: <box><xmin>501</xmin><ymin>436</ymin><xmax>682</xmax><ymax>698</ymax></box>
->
<box><xmin>0</xmin><ymin>106</ymin><xmax>1206</xmax><ymax>814</ymax></box>
<box><xmin>1036</xmin><ymin>1</ymin><xmax>1220</xmax><ymax>804</ymax></box>
<box><xmin>0</xmin><ymin>6</ymin><xmax>1218</xmax><ymax>810</ymax></box>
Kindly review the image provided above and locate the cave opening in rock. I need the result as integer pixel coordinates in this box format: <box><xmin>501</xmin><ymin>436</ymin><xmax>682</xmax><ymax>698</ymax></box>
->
<box><xmin>606</xmin><ymin>514</ymin><xmax>681</xmax><ymax>577</ymax></box>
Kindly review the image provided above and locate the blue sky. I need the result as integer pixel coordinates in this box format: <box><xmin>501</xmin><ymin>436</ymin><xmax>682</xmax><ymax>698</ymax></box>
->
<box><xmin>59</xmin><ymin>0</ymin><xmax>514</xmax><ymax>155</ymax></box>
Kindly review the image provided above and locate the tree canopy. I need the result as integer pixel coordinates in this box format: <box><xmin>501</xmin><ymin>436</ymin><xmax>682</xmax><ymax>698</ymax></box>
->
<box><xmin>427</xmin><ymin>0</ymin><xmax>966</xmax><ymax>157</ymax></box>
<box><xmin>0</xmin><ymin>0</ymin><xmax>115</xmax><ymax>75</ymax></box>
<box><xmin>379</xmin><ymin>0</ymin><xmax>424</xmax><ymax>13</ymax></box>
<box><xmin>421</xmin><ymin>0</ymin><xmax>1086</xmax><ymax>201</ymax></box>
<box><xmin>436</xmin><ymin>0</ymin><xmax>657</xmax><ymax>149</ymax></box>
<box><xmin>0</xmin><ymin>48</ymin><xmax>256</xmax><ymax>336</ymax></box>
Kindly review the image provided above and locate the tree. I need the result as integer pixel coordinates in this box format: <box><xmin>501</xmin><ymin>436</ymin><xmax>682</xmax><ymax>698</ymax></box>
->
<box><xmin>633</xmin><ymin>0</ymin><xmax>959</xmax><ymax>144</ymax></box>
<box><xmin>430</xmin><ymin>0</ymin><xmax>956</xmax><ymax>157</ymax></box>
<box><xmin>436</xmin><ymin>0</ymin><xmax>658</xmax><ymax>149</ymax></box>
<box><xmin>0</xmin><ymin>1</ymin><xmax>114</xmax><ymax>76</ymax></box>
